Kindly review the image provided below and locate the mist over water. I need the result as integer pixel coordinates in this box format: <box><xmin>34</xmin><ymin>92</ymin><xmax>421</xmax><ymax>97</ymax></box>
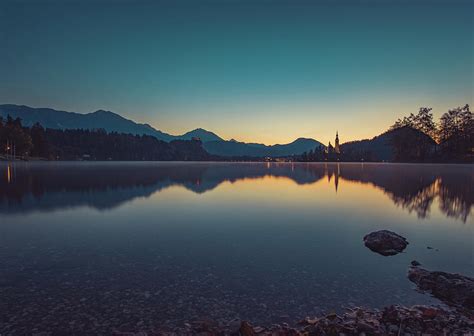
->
<box><xmin>0</xmin><ymin>162</ymin><xmax>472</xmax><ymax>333</ymax></box>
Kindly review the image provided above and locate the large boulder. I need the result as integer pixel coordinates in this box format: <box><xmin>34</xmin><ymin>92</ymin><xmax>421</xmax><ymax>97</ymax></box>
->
<box><xmin>363</xmin><ymin>230</ymin><xmax>409</xmax><ymax>256</ymax></box>
<box><xmin>408</xmin><ymin>266</ymin><xmax>474</xmax><ymax>314</ymax></box>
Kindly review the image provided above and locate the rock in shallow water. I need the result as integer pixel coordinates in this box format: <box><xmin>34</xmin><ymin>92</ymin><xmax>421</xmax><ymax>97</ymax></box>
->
<box><xmin>363</xmin><ymin>230</ymin><xmax>409</xmax><ymax>256</ymax></box>
<box><xmin>408</xmin><ymin>265</ymin><xmax>474</xmax><ymax>314</ymax></box>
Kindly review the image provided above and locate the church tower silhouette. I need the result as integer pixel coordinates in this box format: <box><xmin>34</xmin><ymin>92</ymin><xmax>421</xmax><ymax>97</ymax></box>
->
<box><xmin>335</xmin><ymin>131</ymin><xmax>340</xmax><ymax>154</ymax></box>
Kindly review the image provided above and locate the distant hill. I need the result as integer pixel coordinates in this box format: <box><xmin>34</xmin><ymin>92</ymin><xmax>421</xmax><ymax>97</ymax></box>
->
<box><xmin>0</xmin><ymin>104</ymin><xmax>176</xmax><ymax>141</ymax></box>
<box><xmin>203</xmin><ymin>138</ymin><xmax>324</xmax><ymax>157</ymax></box>
<box><xmin>178</xmin><ymin>128</ymin><xmax>223</xmax><ymax>142</ymax></box>
<box><xmin>0</xmin><ymin>104</ymin><xmax>324</xmax><ymax>157</ymax></box>
<box><xmin>0</xmin><ymin>104</ymin><xmax>226</xmax><ymax>143</ymax></box>
<box><xmin>341</xmin><ymin>127</ymin><xmax>436</xmax><ymax>161</ymax></box>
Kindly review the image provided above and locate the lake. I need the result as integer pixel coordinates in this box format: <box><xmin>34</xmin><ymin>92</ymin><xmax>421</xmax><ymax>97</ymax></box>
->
<box><xmin>0</xmin><ymin>162</ymin><xmax>472</xmax><ymax>334</ymax></box>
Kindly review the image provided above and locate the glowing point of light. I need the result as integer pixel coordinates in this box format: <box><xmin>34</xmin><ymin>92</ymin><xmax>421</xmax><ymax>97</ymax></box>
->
<box><xmin>7</xmin><ymin>165</ymin><xmax>11</xmax><ymax>183</ymax></box>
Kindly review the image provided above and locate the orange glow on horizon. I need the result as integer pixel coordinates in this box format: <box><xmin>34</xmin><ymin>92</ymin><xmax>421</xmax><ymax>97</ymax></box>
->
<box><xmin>144</xmin><ymin>96</ymin><xmax>473</xmax><ymax>146</ymax></box>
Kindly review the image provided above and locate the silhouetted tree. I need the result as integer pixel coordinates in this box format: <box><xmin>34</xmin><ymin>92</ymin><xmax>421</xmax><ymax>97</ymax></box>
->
<box><xmin>392</xmin><ymin>107</ymin><xmax>437</xmax><ymax>140</ymax></box>
<box><xmin>414</xmin><ymin>107</ymin><xmax>437</xmax><ymax>140</ymax></box>
<box><xmin>392</xmin><ymin>113</ymin><xmax>416</xmax><ymax>129</ymax></box>
<box><xmin>439</xmin><ymin>104</ymin><xmax>473</xmax><ymax>158</ymax></box>
<box><xmin>391</xmin><ymin>104</ymin><xmax>472</xmax><ymax>161</ymax></box>
<box><xmin>0</xmin><ymin>118</ymin><xmax>214</xmax><ymax>161</ymax></box>
<box><xmin>30</xmin><ymin>123</ymin><xmax>50</xmax><ymax>158</ymax></box>
<box><xmin>0</xmin><ymin>115</ymin><xmax>33</xmax><ymax>156</ymax></box>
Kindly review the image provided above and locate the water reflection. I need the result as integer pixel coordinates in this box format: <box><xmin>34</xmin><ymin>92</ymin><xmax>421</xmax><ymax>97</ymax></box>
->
<box><xmin>0</xmin><ymin>162</ymin><xmax>472</xmax><ymax>221</ymax></box>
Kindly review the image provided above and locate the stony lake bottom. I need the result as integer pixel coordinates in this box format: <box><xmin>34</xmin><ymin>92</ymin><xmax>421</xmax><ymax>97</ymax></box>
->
<box><xmin>0</xmin><ymin>162</ymin><xmax>472</xmax><ymax>334</ymax></box>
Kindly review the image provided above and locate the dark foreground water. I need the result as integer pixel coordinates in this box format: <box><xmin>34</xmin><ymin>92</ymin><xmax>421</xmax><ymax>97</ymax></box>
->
<box><xmin>0</xmin><ymin>162</ymin><xmax>472</xmax><ymax>334</ymax></box>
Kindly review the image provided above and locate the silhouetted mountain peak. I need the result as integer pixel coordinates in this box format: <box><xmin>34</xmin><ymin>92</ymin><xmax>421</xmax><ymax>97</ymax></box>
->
<box><xmin>0</xmin><ymin>104</ymin><xmax>325</xmax><ymax>157</ymax></box>
<box><xmin>91</xmin><ymin>109</ymin><xmax>124</xmax><ymax>119</ymax></box>
<box><xmin>92</xmin><ymin>109</ymin><xmax>118</xmax><ymax>115</ymax></box>
<box><xmin>203</xmin><ymin>137</ymin><xmax>324</xmax><ymax>157</ymax></box>
<box><xmin>180</xmin><ymin>128</ymin><xmax>223</xmax><ymax>142</ymax></box>
<box><xmin>292</xmin><ymin>137</ymin><xmax>318</xmax><ymax>144</ymax></box>
<box><xmin>0</xmin><ymin>104</ymin><xmax>176</xmax><ymax>141</ymax></box>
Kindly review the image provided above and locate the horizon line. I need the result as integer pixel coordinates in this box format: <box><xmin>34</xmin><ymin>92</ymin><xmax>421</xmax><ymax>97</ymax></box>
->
<box><xmin>0</xmin><ymin>101</ymin><xmax>464</xmax><ymax>146</ymax></box>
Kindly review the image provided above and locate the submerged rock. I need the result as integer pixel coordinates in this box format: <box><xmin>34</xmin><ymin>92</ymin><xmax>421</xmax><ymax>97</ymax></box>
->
<box><xmin>363</xmin><ymin>230</ymin><xmax>409</xmax><ymax>256</ymax></box>
<box><xmin>408</xmin><ymin>265</ymin><xmax>474</xmax><ymax>314</ymax></box>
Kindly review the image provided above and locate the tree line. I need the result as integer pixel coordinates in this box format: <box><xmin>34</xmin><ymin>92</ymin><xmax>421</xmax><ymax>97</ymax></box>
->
<box><xmin>1</xmin><ymin>104</ymin><xmax>473</xmax><ymax>162</ymax></box>
<box><xmin>298</xmin><ymin>104</ymin><xmax>473</xmax><ymax>163</ymax></box>
<box><xmin>0</xmin><ymin>116</ymin><xmax>214</xmax><ymax>161</ymax></box>
<box><xmin>391</xmin><ymin>104</ymin><xmax>473</xmax><ymax>160</ymax></box>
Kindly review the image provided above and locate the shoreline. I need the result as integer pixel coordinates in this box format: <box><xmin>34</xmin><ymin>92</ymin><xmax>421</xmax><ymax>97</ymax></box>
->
<box><xmin>1</xmin><ymin>158</ymin><xmax>473</xmax><ymax>165</ymax></box>
<box><xmin>111</xmin><ymin>304</ymin><xmax>474</xmax><ymax>335</ymax></box>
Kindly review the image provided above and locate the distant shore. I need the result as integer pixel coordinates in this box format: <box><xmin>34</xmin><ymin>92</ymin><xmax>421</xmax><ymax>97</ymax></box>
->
<box><xmin>1</xmin><ymin>158</ymin><xmax>473</xmax><ymax>164</ymax></box>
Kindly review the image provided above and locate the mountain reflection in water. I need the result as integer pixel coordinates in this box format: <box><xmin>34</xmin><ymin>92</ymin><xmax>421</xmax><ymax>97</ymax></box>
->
<box><xmin>0</xmin><ymin>162</ymin><xmax>472</xmax><ymax>222</ymax></box>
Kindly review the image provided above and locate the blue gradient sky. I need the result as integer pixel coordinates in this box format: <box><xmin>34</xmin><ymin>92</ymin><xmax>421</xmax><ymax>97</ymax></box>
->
<box><xmin>1</xmin><ymin>0</ymin><xmax>472</xmax><ymax>144</ymax></box>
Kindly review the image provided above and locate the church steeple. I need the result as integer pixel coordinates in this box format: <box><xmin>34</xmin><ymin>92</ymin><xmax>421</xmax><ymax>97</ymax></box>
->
<box><xmin>334</xmin><ymin>131</ymin><xmax>340</xmax><ymax>154</ymax></box>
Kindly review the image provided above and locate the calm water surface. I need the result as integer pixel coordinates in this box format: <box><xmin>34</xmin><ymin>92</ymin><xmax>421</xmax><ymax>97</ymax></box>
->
<box><xmin>0</xmin><ymin>162</ymin><xmax>473</xmax><ymax>333</ymax></box>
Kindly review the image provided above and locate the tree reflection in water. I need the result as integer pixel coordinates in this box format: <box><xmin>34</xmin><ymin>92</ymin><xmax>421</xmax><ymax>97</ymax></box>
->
<box><xmin>0</xmin><ymin>162</ymin><xmax>472</xmax><ymax>222</ymax></box>
<box><xmin>437</xmin><ymin>173</ymin><xmax>474</xmax><ymax>222</ymax></box>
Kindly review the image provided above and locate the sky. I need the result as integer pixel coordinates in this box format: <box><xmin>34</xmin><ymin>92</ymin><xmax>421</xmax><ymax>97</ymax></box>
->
<box><xmin>1</xmin><ymin>0</ymin><xmax>472</xmax><ymax>145</ymax></box>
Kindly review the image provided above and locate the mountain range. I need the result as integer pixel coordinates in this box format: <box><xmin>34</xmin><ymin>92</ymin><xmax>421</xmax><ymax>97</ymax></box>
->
<box><xmin>203</xmin><ymin>137</ymin><xmax>323</xmax><ymax>157</ymax></box>
<box><xmin>0</xmin><ymin>104</ymin><xmax>323</xmax><ymax>157</ymax></box>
